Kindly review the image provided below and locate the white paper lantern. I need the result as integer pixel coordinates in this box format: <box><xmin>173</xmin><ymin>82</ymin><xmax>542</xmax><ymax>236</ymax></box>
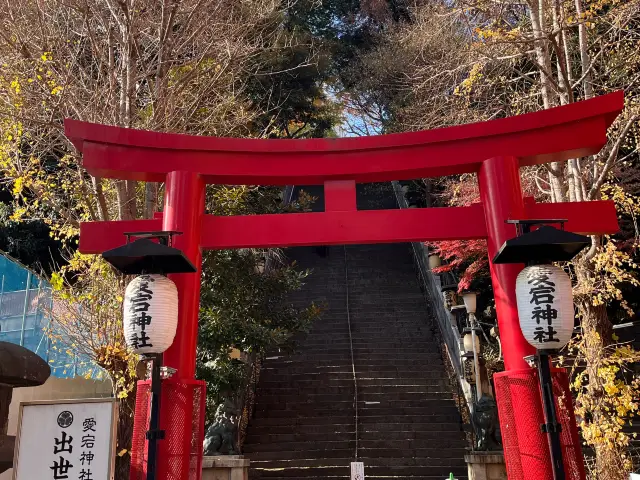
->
<box><xmin>463</xmin><ymin>332</ymin><xmax>480</xmax><ymax>354</ymax></box>
<box><xmin>428</xmin><ymin>254</ymin><xmax>442</xmax><ymax>269</ymax></box>
<box><xmin>462</xmin><ymin>291</ymin><xmax>477</xmax><ymax>314</ymax></box>
<box><xmin>123</xmin><ymin>274</ymin><xmax>179</xmax><ymax>354</ymax></box>
<box><xmin>516</xmin><ymin>264</ymin><xmax>574</xmax><ymax>350</ymax></box>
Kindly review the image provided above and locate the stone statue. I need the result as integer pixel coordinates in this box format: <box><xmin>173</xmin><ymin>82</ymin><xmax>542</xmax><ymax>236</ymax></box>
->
<box><xmin>0</xmin><ymin>342</ymin><xmax>51</xmax><ymax>473</ymax></box>
<box><xmin>471</xmin><ymin>396</ymin><xmax>502</xmax><ymax>451</ymax></box>
<box><xmin>203</xmin><ymin>403</ymin><xmax>239</xmax><ymax>456</ymax></box>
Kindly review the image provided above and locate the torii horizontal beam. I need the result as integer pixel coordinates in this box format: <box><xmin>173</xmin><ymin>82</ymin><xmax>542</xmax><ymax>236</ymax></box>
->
<box><xmin>79</xmin><ymin>196</ymin><xmax>618</xmax><ymax>253</ymax></box>
<box><xmin>65</xmin><ymin>91</ymin><xmax>623</xmax><ymax>185</ymax></box>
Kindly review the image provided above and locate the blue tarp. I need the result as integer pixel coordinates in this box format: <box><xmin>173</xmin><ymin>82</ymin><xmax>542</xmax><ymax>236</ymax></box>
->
<box><xmin>0</xmin><ymin>252</ymin><xmax>98</xmax><ymax>378</ymax></box>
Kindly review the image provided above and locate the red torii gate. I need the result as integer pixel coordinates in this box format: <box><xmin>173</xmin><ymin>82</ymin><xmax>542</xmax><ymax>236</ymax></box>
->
<box><xmin>66</xmin><ymin>90</ymin><xmax>623</xmax><ymax>480</ymax></box>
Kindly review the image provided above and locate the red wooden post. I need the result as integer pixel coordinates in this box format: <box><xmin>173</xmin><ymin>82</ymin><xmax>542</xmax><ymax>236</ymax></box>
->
<box><xmin>478</xmin><ymin>156</ymin><xmax>536</xmax><ymax>371</ymax></box>
<box><xmin>162</xmin><ymin>171</ymin><xmax>206</xmax><ymax>376</ymax></box>
<box><xmin>479</xmin><ymin>156</ymin><xmax>555</xmax><ymax>479</ymax></box>
<box><xmin>159</xmin><ymin>171</ymin><xmax>206</xmax><ymax>480</ymax></box>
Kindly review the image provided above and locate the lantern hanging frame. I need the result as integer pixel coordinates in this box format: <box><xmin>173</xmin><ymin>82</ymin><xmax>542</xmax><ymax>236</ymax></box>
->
<box><xmin>493</xmin><ymin>219</ymin><xmax>590</xmax><ymax>265</ymax></box>
<box><xmin>463</xmin><ymin>313</ymin><xmax>484</xmax><ymax>402</ymax></box>
<box><xmin>102</xmin><ymin>230</ymin><xmax>196</xmax><ymax>275</ymax></box>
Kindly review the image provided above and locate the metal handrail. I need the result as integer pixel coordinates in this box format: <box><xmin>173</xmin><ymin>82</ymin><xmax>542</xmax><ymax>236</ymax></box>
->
<box><xmin>391</xmin><ymin>181</ymin><xmax>475</xmax><ymax>414</ymax></box>
<box><xmin>342</xmin><ymin>246</ymin><xmax>359</xmax><ymax>460</ymax></box>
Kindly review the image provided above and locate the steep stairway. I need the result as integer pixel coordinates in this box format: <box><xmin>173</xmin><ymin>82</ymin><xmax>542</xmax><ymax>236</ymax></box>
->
<box><xmin>243</xmin><ymin>241</ymin><xmax>469</xmax><ymax>479</ymax></box>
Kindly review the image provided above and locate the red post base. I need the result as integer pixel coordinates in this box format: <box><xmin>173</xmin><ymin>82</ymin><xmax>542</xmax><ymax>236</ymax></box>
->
<box><xmin>494</xmin><ymin>368</ymin><xmax>586</xmax><ymax>480</ymax></box>
<box><xmin>130</xmin><ymin>378</ymin><xmax>206</xmax><ymax>480</ymax></box>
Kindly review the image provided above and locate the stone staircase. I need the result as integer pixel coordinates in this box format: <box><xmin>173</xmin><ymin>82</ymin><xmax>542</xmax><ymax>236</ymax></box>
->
<box><xmin>243</xmin><ymin>242</ymin><xmax>469</xmax><ymax>479</ymax></box>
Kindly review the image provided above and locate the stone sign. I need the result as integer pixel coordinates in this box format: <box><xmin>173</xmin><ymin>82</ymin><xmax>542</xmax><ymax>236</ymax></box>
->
<box><xmin>13</xmin><ymin>399</ymin><xmax>117</xmax><ymax>480</ymax></box>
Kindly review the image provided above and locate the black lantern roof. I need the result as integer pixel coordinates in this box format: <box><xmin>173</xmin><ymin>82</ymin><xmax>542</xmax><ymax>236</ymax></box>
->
<box><xmin>493</xmin><ymin>223</ymin><xmax>590</xmax><ymax>264</ymax></box>
<box><xmin>102</xmin><ymin>231</ymin><xmax>196</xmax><ymax>274</ymax></box>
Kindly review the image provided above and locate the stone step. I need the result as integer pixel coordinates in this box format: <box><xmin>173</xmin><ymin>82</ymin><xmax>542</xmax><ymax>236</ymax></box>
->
<box><xmin>250</xmin><ymin>465</ymin><xmax>468</xmax><ymax>478</ymax></box>
<box><xmin>243</xmin><ymin>438</ymin><xmax>467</xmax><ymax>453</ymax></box>
<box><xmin>258</xmin><ymin>377</ymin><xmax>449</xmax><ymax>388</ymax></box>
<box><xmin>245</xmin><ymin>429</ymin><xmax>465</xmax><ymax>444</ymax></box>
<box><xmin>255</xmin><ymin>389</ymin><xmax>455</xmax><ymax>402</ymax></box>
<box><xmin>298</xmin><ymin>342</ymin><xmax>439</xmax><ymax>349</ymax></box>
<box><xmin>247</xmin><ymin>421</ymin><xmax>464</xmax><ymax>435</ymax></box>
<box><xmin>248</xmin><ymin>414</ymin><xmax>463</xmax><ymax>427</ymax></box>
<box><xmin>288</xmin><ymin>343</ymin><xmax>440</xmax><ymax>350</ymax></box>
<box><xmin>305</xmin><ymin>319</ymin><xmax>432</xmax><ymax>326</ymax></box>
<box><xmin>245</xmin><ymin>446</ymin><xmax>469</xmax><ymax>461</ymax></box>
<box><xmin>264</xmin><ymin>357</ymin><xmax>445</xmax><ymax>365</ymax></box>
<box><xmin>255</xmin><ymin>397</ymin><xmax>457</xmax><ymax>409</ymax></box>
<box><xmin>253</xmin><ymin>405</ymin><xmax>461</xmax><ymax>418</ymax></box>
<box><xmin>256</xmin><ymin>382</ymin><xmax>449</xmax><ymax>394</ymax></box>
<box><xmin>249</xmin><ymin>456</ymin><xmax>466</xmax><ymax>468</ymax></box>
<box><xmin>264</xmin><ymin>356</ymin><xmax>444</xmax><ymax>366</ymax></box>
<box><xmin>260</xmin><ymin>367</ymin><xmax>448</xmax><ymax>377</ymax></box>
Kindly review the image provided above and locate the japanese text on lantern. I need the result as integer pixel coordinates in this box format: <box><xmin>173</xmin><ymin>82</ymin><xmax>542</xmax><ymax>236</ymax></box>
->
<box><xmin>129</xmin><ymin>274</ymin><xmax>155</xmax><ymax>349</ymax></box>
<box><xmin>527</xmin><ymin>267</ymin><xmax>560</xmax><ymax>344</ymax></box>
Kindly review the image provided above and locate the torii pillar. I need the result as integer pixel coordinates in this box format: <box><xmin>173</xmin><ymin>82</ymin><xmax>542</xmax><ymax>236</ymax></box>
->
<box><xmin>66</xmin><ymin>90</ymin><xmax>624</xmax><ymax>480</ymax></box>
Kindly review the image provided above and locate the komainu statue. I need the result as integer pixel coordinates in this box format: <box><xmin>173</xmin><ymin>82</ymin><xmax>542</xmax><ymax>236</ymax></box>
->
<box><xmin>471</xmin><ymin>395</ymin><xmax>502</xmax><ymax>451</ymax></box>
<box><xmin>203</xmin><ymin>402</ymin><xmax>239</xmax><ymax>456</ymax></box>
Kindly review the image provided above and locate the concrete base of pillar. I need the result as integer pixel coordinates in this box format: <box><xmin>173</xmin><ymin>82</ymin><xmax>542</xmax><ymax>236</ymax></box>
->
<box><xmin>202</xmin><ymin>455</ymin><xmax>250</xmax><ymax>480</ymax></box>
<box><xmin>464</xmin><ymin>452</ymin><xmax>507</xmax><ymax>480</ymax></box>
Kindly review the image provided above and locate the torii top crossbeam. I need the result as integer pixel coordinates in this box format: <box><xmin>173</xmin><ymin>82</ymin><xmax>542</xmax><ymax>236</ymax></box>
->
<box><xmin>67</xmin><ymin>91</ymin><xmax>621</xmax><ymax>186</ymax></box>
<box><xmin>68</xmin><ymin>91</ymin><xmax>622</xmax><ymax>254</ymax></box>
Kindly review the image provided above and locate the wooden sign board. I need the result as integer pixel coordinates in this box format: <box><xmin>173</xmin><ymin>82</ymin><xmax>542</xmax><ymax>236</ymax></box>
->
<box><xmin>13</xmin><ymin>398</ymin><xmax>118</xmax><ymax>480</ymax></box>
<box><xmin>351</xmin><ymin>461</ymin><xmax>365</xmax><ymax>480</ymax></box>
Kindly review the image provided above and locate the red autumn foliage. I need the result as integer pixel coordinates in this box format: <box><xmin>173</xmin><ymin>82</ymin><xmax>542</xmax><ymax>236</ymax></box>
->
<box><xmin>430</xmin><ymin>239</ymin><xmax>489</xmax><ymax>292</ymax></box>
<box><xmin>428</xmin><ymin>175</ymin><xmax>490</xmax><ymax>291</ymax></box>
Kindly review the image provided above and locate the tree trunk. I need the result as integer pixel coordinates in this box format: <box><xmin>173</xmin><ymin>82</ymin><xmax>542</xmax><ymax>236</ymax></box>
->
<box><xmin>551</xmin><ymin>0</ymin><xmax>571</xmax><ymax>105</ymax></box>
<box><xmin>574</xmin><ymin>0</ymin><xmax>594</xmax><ymax>99</ymax></box>
<box><xmin>528</xmin><ymin>0</ymin><xmax>555</xmax><ymax>109</ymax></box>
<box><xmin>92</xmin><ymin>177</ymin><xmax>110</xmax><ymax>221</ymax></box>
<box><xmin>116</xmin><ymin>180</ymin><xmax>136</xmax><ymax>221</ymax></box>
<box><xmin>114</xmin><ymin>392</ymin><xmax>136</xmax><ymax>480</ymax></box>
<box><xmin>548</xmin><ymin>166</ymin><xmax>566</xmax><ymax>202</ymax></box>
<box><xmin>576</xmin><ymin>267</ymin><xmax>629</xmax><ymax>480</ymax></box>
<box><xmin>125</xmin><ymin>180</ymin><xmax>137</xmax><ymax>219</ymax></box>
<box><xmin>144</xmin><ymin>182</ymin><xmax>158</xmax><ymax>218</ymax></box>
